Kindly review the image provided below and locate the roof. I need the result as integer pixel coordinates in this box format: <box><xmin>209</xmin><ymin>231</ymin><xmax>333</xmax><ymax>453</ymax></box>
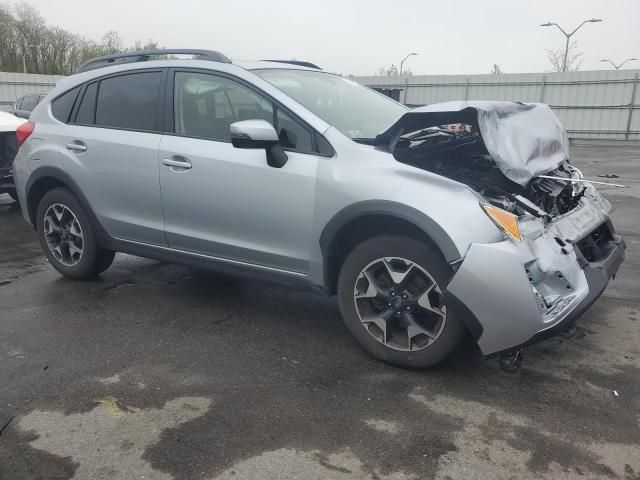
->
<box><xmin>0</xmin><ymin>111</ymin><xmax>27</xmax><ymax>132</ymax></box>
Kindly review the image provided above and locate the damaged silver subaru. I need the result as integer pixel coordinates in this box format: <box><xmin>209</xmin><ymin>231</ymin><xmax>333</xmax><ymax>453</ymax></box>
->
<box><xmin>13</xmin><ymin>51</ymin><xmax>625</xmax><ymax>368</ymax></box>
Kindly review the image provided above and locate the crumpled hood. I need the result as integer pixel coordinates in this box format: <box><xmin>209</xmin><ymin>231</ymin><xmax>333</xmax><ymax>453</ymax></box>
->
<box><xmin>377</xmin><ymin>101</ymin><xmax>570</xmax><ymax>186</ymax></box>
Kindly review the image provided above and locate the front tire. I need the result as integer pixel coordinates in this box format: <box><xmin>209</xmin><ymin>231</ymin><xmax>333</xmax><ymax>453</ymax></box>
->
<box><xmin>36</xmin><ymin>188</ymin><xmax>115</xmax><ymax>279</ymax></box>
<box><xmin>337</xmin><ymin>235</ymin><xmax>463</xmax><ymax>368</ymax></box>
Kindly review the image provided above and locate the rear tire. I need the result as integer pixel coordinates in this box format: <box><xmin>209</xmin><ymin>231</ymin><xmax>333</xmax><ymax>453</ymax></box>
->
<box><xmin>337</xmin><ymin>235</ymin><xmax>463</xmax><ymax>369</ymax></box>
<box><xmin>36</xmin><ymin>188</ymin><xmax>115</xmax><ymax>279</ymax></box>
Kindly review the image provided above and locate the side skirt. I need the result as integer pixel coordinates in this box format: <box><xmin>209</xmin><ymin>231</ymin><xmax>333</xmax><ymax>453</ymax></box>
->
<box><xmin>110</xmin><ymin>237</ymin><xmax>326</xmax><ymax>294</ymax></box>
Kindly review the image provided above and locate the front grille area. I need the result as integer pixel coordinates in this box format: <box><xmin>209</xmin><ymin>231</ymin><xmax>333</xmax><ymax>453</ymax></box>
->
<box><xmin>576</xmin><ymin>222</ymin><xmax>615</xmax><ymax>263</ymax></box>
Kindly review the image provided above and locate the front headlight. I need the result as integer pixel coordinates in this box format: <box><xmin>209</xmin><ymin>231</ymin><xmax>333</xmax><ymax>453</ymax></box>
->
<box><xmin>481</xmin><ymin>203</ymin><xmax>521</xmax><ymax>241</ymax></box>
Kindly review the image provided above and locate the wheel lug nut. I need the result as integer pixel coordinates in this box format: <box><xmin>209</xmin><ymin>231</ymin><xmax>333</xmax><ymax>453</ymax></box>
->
<box><xmin>387</xmin><ymin>302</ymin><xmax>391</xmax><ymax>307</ymax></box>
<box><xmin>402</xmin><ymin>294</ymin><xmax>407</xmax><ymax>299</ymax></box>
<box><xmin>406</xmin><ymin>306</ymin><xmax>411</xmax><ymax>311</ymax></box>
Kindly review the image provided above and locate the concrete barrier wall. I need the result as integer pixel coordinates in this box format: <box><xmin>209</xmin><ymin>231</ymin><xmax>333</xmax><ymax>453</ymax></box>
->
<box><xmin>0</xmin><ymin>72</ymin><xmax>63</xmax><ymax>111</ymax></box>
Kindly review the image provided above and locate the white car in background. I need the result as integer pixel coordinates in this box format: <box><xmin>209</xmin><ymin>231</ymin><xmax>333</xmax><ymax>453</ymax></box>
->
<box><xmin>0</xmin><ymin>111</ymin><xmax>27</xmax><ymax>202</ymax></box>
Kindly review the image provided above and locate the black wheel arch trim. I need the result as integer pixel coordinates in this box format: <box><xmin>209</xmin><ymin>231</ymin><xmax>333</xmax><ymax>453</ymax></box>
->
<box><xmin>319</xmin><ymin>200</ymin><xmax>461</xmax><ymax>285</ymax></box>
<box><xmin>441</xmin><ymin>290</ymin><xmax>484</xmax><ymax>342</ymax></box>
<box><xmin>25</xmin><ymin>166</ymin><xmax>115</xmax><ymax>250</ymax></box>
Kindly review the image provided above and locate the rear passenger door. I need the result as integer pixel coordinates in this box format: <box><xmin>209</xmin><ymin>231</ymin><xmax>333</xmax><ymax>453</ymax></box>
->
<box><xmin>56</xmin><ymin>70</ymin><xmax>167</xmax><ymax>246</ymax></box>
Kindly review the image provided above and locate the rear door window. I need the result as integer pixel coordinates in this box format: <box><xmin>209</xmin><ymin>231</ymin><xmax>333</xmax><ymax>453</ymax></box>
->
<box><xmin>95</xmin><ymin>72</ymin><xmax>162</xmax><ymax>131</ymax></box>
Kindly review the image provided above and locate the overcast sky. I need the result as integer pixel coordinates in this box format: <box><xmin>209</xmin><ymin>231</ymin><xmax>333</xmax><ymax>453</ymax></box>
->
<box><xmin>19</xmin><ymin>0</ymin><xmax>640</xmax><ymax>76</ymax></box>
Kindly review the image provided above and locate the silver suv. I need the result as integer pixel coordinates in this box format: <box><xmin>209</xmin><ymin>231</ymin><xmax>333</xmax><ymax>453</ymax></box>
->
<box><xmin>13</xmin><ymin>50</ymin><xmax>625</xmax><ymax>368</ymax></box>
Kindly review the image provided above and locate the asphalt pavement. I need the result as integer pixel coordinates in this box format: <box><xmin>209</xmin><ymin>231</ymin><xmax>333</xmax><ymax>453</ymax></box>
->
<box><xmin>1</xmin><ymin>144</ymin><xmax>639</xmax><ymax>480</ymax></box>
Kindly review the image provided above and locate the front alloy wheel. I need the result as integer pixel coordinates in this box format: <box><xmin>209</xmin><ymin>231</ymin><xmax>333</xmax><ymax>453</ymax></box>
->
<box><xmin>338</xmin><ymin>235</ymin><xmax>463</xmax><ymax>368</ymax></box>
<box><xmin>354</xmin><ymin>257</ymin><xmax>446</xmax><ymax>352</ymax></box>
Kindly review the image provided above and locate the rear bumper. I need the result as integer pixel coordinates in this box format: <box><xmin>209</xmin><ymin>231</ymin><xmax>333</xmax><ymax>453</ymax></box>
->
<box><xmin>444</xmin><ymin>189</ymin><xmax>625</xmax><ymax>355</ymax></box>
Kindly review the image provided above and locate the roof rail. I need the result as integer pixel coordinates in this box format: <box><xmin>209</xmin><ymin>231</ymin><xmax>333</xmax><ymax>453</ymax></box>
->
<box><xmin>75</xmin><ymin>49</ymin><xmax>232</xmax><ymax>74</ymax></box>
<box><xmin>262</xmin><ymin>60</ymin><xmax>322</xmax><ymax>70</ymax></box>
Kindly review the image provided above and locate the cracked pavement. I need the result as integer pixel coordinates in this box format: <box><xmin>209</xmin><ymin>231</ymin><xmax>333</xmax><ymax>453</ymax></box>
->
<box><xmin>1</xmin><ymin>144</ymin><xmax>639</xmax><ymax>479</ymax></box>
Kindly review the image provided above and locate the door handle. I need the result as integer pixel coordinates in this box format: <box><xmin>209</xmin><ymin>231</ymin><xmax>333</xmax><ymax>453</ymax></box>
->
<box><xmin>162</xmin><ymin>157</ymin><xmax>192</xmax><ymax>170</ymax></box>
<box><xmin>65</xmin><ymin>142</ymin><xmax>87</xmax><ymax>153</ymax></box>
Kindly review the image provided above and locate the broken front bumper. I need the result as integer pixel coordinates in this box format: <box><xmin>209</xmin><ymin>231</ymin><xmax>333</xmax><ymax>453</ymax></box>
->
<box><xmin>444</xmin><ymin>187</ymin><xmax>625</xmax><ymax>356</ymax></box>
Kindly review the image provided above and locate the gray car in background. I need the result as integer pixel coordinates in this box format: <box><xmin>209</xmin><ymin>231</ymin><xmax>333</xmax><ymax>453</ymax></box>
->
<box><xmin>9</xmin><ymin>93</ymin><xmax>46</xmax><ymax>119</ymax></box>
<box><xmin>12</xmin><ymin>49</ymin><xmax>625</xmax><ymax>368</ymax></box>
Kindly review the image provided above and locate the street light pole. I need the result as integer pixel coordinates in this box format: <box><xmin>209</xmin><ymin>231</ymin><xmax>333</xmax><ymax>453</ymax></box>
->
<box><xmin>600</xmin><ymin>58</ymin><xmax>638</xmax><ymax>70</ymax></box>
<box><xmin>400</xmin><ymin>52</ymin><xmax>418</xmax><ymax>75</ymax></box>
<box><xmin>540</xmin><ymin>18</ymin><xmax>602</xmax><ymax>72</ymax></box>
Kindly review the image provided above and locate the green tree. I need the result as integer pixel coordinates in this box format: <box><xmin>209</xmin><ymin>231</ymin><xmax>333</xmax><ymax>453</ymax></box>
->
<box><xmin>0</xmin><ymin>2</ymin><xmax>161</xmax><ymax>75</ymax></box>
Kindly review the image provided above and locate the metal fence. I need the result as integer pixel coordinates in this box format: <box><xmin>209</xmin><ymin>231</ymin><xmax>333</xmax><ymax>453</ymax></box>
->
<box><xmin>3</xmin><ymin>69</ymin><xmax>639</xmax><ymax>140</ymax></box>
<box><xmin>354</xmin><ymin>69</ymin><xmax>640</xmax><ymax>140</ymax></box>
<box><xmin>0</xmin><ymin>72</ymin><xmax>63</xmax><ymax>111</ymax></box>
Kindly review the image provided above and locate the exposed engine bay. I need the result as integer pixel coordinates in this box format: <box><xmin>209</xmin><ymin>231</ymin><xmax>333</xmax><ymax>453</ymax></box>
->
<box><xmin>376</xmin><ymin>101</ymin><xmax>586</xmax><ymax>219</ymax></box>
<box><xmin>393</xmin><ymin>124</ymin><xmax>585</xmax><ymax>218</ymax></box>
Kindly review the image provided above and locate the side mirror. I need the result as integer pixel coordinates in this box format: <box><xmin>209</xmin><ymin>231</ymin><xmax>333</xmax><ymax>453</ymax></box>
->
<box><xmin>230</xmin><ymin>119</ymin><xmax>288</xmax><ymax>168</ymax></box>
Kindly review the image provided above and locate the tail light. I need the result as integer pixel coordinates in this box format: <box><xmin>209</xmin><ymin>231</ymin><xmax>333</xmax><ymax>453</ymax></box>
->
<box><xmin>16</xmin><ymin>121</ymin><xmax>35</xmax><ymax>148</ymax></box>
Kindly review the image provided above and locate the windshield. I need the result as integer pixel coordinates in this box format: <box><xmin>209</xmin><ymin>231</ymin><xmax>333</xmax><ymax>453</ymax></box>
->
<box><xmin>254</xmin><ymin>69</ymin><xmax>408</xmax><ymax>140</ymax></box>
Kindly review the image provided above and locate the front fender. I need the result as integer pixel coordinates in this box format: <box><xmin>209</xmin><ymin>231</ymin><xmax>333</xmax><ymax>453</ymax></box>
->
<box><xmin>320</xmin><ymin>200</ymin><xmax>461</xmax><ymax>263</ymax></box>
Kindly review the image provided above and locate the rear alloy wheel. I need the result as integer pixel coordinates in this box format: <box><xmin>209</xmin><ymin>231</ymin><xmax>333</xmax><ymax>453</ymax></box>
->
<box><xmin>338</xmin><ymin>235</ymin><xmax>463</xmax><ymax>368</ymax></box>
<box><xmin>36</xmin><ymin>188</ymin><xmax>115</xmax><ymax>279</ymax></box>
<box><xmin>43</xmin><ymin>203</ymin><xmax>85</xmax><ymax>267</ymax></box>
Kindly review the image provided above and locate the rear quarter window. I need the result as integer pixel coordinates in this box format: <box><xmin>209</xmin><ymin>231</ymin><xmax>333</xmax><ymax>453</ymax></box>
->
<box><xmin>51</xmin><ymin>87</ymin><xmax>80</xmax><ymax>123</ymax></box>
